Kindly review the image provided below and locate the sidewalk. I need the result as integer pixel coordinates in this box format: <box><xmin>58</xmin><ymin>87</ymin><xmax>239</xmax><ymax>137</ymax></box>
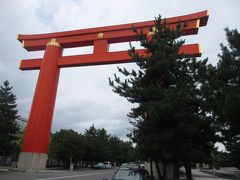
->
<box><xmin>192</xmin><ymin>169</ymin><xmax>231</xmax><ymax>180</ymax></box>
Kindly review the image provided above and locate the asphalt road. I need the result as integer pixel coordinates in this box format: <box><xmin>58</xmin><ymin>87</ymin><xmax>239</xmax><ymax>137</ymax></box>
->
<box><xmin>0</xmin><ymin>169</ymin><xmax>115</xmax><ymax>180</ymax></box>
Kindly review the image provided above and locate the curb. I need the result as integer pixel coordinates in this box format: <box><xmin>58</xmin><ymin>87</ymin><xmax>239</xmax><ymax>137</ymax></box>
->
<box><xmin>0</xmin><ymin>168</ymin><xmax>9</xmax><ymax>172</ymax></box>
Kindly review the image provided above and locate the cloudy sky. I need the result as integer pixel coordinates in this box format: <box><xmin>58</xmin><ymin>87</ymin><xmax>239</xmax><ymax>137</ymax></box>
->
<box><xmin>0</xmin><ymin>0</ymin><xmax>240</xmax><ymax>140</ymax></box>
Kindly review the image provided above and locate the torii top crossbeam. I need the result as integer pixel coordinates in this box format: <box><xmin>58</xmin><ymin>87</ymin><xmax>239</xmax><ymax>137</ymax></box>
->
<box><xmin>18</xmin><ymin>10</ymin><xmax>209</xmax><ymax>70</ymax></box>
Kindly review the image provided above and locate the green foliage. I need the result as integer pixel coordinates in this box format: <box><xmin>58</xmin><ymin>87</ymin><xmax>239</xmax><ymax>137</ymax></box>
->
<box><xmin>0</xmin><ymin>80</ymin><xmax>19</xmax><ymax>157</ymax></box>
<box><xmin>49</xmin><ymin>129</ymin><xmax>84</xmax><ymax>166</ymax></box>
<box><xmin>212</xmin><ymin>28</ymin><xmax>240</xmax><ymax>168</ymax></box>
<box><xmin>49</xmin><ymin>125</ymin><xmax>137</xmax><ymax>167</ymax></box>
<box><xmin>109</xmin><ymin>15</ymin><xmax>217</xmax><ymax>178</ymax></box>
<box><xmin>108</xmin><ymin>135</ymin><xmax>137</xmax><ymax>164</ymax></box>
<box><xmin>216</xmin><ymin>28</ymin><xmax>240</xmax><ymax>131</ymax></box>
<box><xmin>83</xmin><ymin>125</ymin><xmax>137</xmax><ymax>165</ymax></box>
<box><xmin>212</xmin><ymin>149</ymin><xmax>234</xmax><ymax>168</ymax></box>
<box><xmin>83</xmin><ymin>125</ymin><xmax>110</xmax><ymax>163</ymax></box>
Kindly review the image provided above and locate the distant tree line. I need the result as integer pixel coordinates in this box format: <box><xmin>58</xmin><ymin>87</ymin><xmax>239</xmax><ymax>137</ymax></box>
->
<box><xmin>109</xmin><ymin>15</ymin><xmax>240</xmax><ymax>180</ymax></box>
<box><xmin>48</xmin><ymin>125</ymin><xmax>138</xmax><ymax>168</ymax></box>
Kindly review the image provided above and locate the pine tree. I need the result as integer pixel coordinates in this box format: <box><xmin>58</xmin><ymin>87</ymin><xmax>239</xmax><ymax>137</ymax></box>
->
<box><xmin>214</xmin><ymin>28</ymin><xmax>240</xmax><ymax>168</ymax></box>
<box><xmin>49</xmin><ymin>129</ymin><xmax>84</xmax><ymax>168</ymax></box>
<box><xmin>109</xmin><ymin>16</ymin><xmax>216</xmax><ymax>180</ymax></box>
<box><xmin>83</xmin><ymin>124</ymin><xmax>99</xmax><ymax>167</ymax></box>
<box><xmin>0</xmin><ymin>80</ymin><xmax>19</xmax><ymax>157</ymax></box>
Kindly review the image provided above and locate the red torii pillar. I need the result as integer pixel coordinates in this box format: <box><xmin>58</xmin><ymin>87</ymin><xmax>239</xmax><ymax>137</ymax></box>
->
<box><xmin>18</xmin><ymin>39</ymin><xmax>62</xmax><ymax>170</ymax></box>
<box><xmin>17</xmin><ymin>10</ymin><xmax>209</xmax><ymax>170</ymax></box>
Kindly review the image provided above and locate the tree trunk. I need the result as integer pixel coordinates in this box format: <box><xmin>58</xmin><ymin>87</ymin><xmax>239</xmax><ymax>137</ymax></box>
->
<box><xmin>85</xmin><ymin>161</ymin><xmax>89</xmax><ymax>167</ymax></box>
<box><xmin>150</xmin><ymin>159</ymin><xmax>154</xmax><ymax>179</ymax></box>
<box><xmin>184</xmin><ymin>158</ymin><xmax>192</xmax><ymax>180</ymax></box>
<box><xmin>154</xmin><ymin>159</ymin><xmax>163</xmax><ymax>180</ymax></box>
<box><xmin>173</xmin><ymin>162</ymin><xmax>180</xmax><ymax>180</ymax></box>
<box><xmin>69</xmin><ymin>157</ymin><xmax>73</xmax><ymax>171</ymax></box>
<box><xmin>163</xmin><ymin>160</ymin><xmax>167</xmax><ymax>180</ymax></box>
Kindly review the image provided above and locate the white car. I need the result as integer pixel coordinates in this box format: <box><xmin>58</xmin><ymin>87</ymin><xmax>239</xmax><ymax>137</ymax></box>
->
<box><xmin>104</xmin><ymin>161</ymin><xmax>112</xmax><ymax>169</ymax></box>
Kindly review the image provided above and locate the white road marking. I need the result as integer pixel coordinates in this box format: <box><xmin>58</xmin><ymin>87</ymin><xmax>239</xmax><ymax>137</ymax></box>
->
<box><xmin>35</xmin><ymin>171</ymin><xmax>112</xmax><ymax>180</ymax></box>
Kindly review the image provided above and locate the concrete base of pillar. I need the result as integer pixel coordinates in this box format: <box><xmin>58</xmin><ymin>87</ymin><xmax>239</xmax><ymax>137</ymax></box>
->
<box><xmin>18</xmin><ymin>152</ymin><xmax>48</xmax><ymax>171</ymax></box>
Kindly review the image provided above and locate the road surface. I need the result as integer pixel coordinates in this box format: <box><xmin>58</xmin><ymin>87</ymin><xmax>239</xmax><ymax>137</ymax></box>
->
<box><xmin>0</xmin><ymin>169</ymin><xmax>115</xmax><ymax>180</ymax></box>
<box><xmin>1</xmin><ymin>168</ymin><xmax>235</xmax><ymax>180</ymax></box>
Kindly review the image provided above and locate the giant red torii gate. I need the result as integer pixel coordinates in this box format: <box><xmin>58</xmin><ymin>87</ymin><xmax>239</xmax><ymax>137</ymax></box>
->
<box><xmin>17</xmin><ymin>10</ymin><xmax>209</xmax><ymax>170</ymax></box>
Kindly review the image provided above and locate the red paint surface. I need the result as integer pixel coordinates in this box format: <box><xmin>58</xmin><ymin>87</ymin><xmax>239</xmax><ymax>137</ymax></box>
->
<box><xmin>19</xmin><ymin>44</ymin><xmax>201</xmax><ymax>70</ymax></box>
<box><xmin>19</xmin><ymin>20</ymin><xmax>200</xmax><ymax>51</ymax></box>
<box><xmin>21</xmin><ymin>44</ymin><xmax>62</xmax><ymax>153</ymax></box>
<box><xmin>93</xmin><ymin>39</ymin><xmax>109</xmax><ymax>54</ymax></box>
<box><xmin>18</xmin><ymin>10</ymin><xmax>208</xmax><ymax>42</ymax></box>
